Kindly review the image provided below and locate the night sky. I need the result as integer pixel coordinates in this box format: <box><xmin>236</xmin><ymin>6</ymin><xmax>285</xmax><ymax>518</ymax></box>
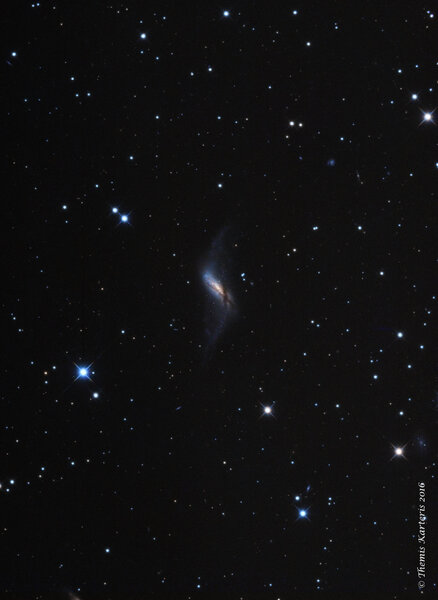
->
<box><xmin>3</xmin><ymin>2</ymin><xmax>438</xmax><ymax>599</ymax></box>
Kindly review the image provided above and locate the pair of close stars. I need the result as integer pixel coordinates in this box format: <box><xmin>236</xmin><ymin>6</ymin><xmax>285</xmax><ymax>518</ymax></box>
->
<box><xmin>405</xmin><ymin>92</ymin><xmax>435</xmax><ymax>123</ymax></box>
<box><xmin>112</xmin><ymin>207</ymin><xmax>129</xmax><ymax>223</ymax></box>
<box><xmin>75</xmin><ymin>365</ymin><xmax>99</xmax><ymax>399</ymax></box>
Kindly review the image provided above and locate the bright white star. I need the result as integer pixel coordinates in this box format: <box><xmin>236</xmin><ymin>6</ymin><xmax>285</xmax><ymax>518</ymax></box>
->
<box><xmin>297</xmin><ymin>507</ymin><xmax>310</xmax><ymax>520</ymax></box>
<box><xmin>391</xmin><ymin>444</ymin><xmax>407</xmax><ymax>460</ymax></box>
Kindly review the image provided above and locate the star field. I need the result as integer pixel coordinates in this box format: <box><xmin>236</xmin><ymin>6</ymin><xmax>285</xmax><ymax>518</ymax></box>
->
<box><xmin>3</xmin><ymin>2</ymin><xmax>438</xmax><ymax>599</ymax></box>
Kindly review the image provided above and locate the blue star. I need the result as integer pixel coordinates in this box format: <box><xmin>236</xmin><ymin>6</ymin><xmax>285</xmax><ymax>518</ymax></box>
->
<box><xmin>297</xmin><ymin>507</ymin><xmax>310</xmax><ymax>520</ymax></box>
<box><xmin>75</xmin><ymin>363</ymin><xmax>93</xmax><ymax>380</ymax></box>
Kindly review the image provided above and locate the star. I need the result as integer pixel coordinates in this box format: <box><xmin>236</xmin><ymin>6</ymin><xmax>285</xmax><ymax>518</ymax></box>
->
<box><xmin>74</xmin><ymin>363</ymin><xmax>93</xmax><ymax>381</ymax></box>
<box><xmin>262</xmin><ymin>405</ymin><xmax>273</xmax><ymax>416</ymax></box>
<box><xmin>421</xmin><ymin>111</ymin><xmax>434</xmax><ymax>123</ymax></box>
<box><xmin>223</xmin><ymin>10</ymin><xmax>230</xmax><ymax>17</ymax></box>
<box><xmin>120</xmin><ymin>214</ymin><xmax>129</xmax><ymax>223</ymax></box>
<box><xmin>297</xmin><ymin>508</ymin><xmax>310</xmax><ymax>520</ymax></box>
<box><xmin>391</xmin><ymin>444</ymin><xmax>407</xmax><ymax>460</ymax></box>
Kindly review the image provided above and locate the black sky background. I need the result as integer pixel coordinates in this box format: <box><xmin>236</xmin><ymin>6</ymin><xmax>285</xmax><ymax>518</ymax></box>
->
<box><xmin>2</xmin><ymin>1</ymin><xmax>438</xmax><ymax>598</ymax></box>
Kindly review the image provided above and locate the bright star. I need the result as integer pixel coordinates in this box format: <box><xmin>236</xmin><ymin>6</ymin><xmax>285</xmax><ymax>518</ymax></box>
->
<box><xmin>412</xmin><ymin>93</ymin><xmax>418</xmax><ymax>100</ymax></box>
<box><xmin>112</xmin><ymin>207</ymin><xmax>118</xmax><ymax>213</ymax></box>
<box><xmin>263</xmin><ymin>406</ymin><xmax>273</xmax><ymax>415</ymax></box>
<box><xmin>422</xmin><ymin>111</ymin><xmax>434</xmax><ymax>123</ymax></box>
<box><xmin>397</xmin><ymin>332</ymin><xmax>403</xmax><ymax>338</ymax></box>
<box><xmin>391</xmin><ymin>444</ymin><xmax>407</xmax><ymax>460</ymax></box>
<box><xmin>297</xmin><ymin>508</ymin><xmax>309</xmax><ymax>520</ymax></box>
<box><xmin>74</xmin><ymin>363</ymin><xmax>93</xmax><ymax>381</ymax></box>
<box><xmin>140</xmin><ymin>33</ymin><xmax>146</xmax><ymax>39</ymax></box>
<box><xmin>121</xmin><ymin>214</ymin><xmax>129</xmax><ymax>223</ymax></box>
<box><xmin>223</xmin><ymin>10</ymin><xmax>230</xmax><ymax>17</ymax></box>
